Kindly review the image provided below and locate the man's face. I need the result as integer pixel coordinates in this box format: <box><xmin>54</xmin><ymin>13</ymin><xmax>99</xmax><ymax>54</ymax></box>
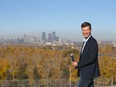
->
<box><xmin>82</xmin><ymin>26</ymin><xmax>91</xmax><ymax>38</ymax></box>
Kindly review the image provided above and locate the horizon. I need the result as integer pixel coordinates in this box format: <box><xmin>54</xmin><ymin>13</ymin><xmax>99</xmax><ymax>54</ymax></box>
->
<box><xmin>0</xmin><ymin>32</ymin><xmax>116</xmax><ymax>42</ymax></box>
<box><xmin>0</xmin><ymin>0</ymin><xmax>116</xmax><ymax>41</ymax></box>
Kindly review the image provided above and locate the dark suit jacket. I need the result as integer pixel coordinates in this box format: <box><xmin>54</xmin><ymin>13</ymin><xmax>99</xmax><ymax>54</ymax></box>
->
<box><xmin>77</xmin><ymin>36</ymin><xmax>100</xmax><ymax>79</ymax></box>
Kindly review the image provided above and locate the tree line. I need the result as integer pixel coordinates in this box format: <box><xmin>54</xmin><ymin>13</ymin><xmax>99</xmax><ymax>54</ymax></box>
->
<box><xmin>0</xmin><ymin>44</ymin><xmax>116</xmax><ymax>83</ymax></box>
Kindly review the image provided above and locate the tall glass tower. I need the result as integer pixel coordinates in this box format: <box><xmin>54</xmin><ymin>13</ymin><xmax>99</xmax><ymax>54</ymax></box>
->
<box><xmin>41</xmin><ymin>32</ymin><xmax>46</xmax><ymax>43</ymax></box>
<box><xmin>52</xmin><ymin>32</ymin><xmax>56</xmax><ymax>42</ymax></box>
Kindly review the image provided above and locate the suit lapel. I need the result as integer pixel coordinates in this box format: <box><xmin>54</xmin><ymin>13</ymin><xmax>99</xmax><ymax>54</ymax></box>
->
<box><xmin>80</xmin><ymin>36</ymin><xmax>92</xmax><ymax>55</ymax></box>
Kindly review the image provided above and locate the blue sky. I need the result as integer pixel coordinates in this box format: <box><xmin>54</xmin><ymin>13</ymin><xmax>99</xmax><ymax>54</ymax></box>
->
<box><xmin>0</xmin><ymin>0</ymin><xmax>116</xmax><ymax>41</ymax></box>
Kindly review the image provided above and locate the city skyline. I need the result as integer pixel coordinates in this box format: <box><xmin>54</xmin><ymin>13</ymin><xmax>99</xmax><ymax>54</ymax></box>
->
<box><xmin>0</xmin><ymin>0</ymin><xmax>116</xmax><ymax>41</ymax></box>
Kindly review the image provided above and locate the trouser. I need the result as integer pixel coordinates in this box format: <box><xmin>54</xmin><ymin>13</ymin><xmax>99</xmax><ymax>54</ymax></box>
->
<box><xmin>77</xmin><ymin>77</ymin><xmax>94</xmax><ymax>87</ymax></box>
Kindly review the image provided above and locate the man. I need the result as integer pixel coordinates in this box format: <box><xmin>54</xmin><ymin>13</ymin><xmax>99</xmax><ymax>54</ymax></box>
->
<box><xmin>72</xmin><ymin>22</ymin><xmax>100</xmax><ymax>87</ymax></box>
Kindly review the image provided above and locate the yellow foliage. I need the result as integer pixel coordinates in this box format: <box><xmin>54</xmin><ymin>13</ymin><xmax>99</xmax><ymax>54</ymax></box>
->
<box><xmin>0</xmin><ymin>44</ymin><xmax>116</xmax><ymax>83</ymax></box>
<box><xmin>0</xmin><ymin>58</ymin><xmax>10</xmax><ymax>79</ymax></box>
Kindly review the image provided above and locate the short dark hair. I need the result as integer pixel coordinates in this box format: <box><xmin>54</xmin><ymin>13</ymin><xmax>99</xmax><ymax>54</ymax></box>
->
<box><xmin>81</xmin><ymin>22</ymin><xmax>91</xmax><ymax>30</ymax></box>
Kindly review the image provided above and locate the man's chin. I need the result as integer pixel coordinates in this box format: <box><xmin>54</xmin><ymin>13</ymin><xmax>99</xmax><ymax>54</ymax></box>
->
<box><xmin>84</xmin><ymin>36</ymin><xmax>89</xmax><ymax>38</ymax></box>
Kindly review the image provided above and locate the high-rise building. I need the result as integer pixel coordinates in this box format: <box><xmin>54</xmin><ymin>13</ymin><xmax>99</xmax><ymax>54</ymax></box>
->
<box><xmin>41</xmin><ymin>32</ymin><xmax>46</xmax><ymax>42</ymax></box>
<box><xmin>48</xmin><ymin>33</ymin><xmax>52</xmax><ymax>42</ymax></box>
<box><xmin>52</xmin><ymin>32</ymin><xmax>56</xmax><ymax>42</ymax></box>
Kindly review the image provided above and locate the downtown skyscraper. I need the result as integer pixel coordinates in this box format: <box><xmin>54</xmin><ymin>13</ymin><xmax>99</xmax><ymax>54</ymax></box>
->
<box><xmin>41</xmin><ymin>31</ymin><xmax>59</xmax><ymax>43</ymax></box>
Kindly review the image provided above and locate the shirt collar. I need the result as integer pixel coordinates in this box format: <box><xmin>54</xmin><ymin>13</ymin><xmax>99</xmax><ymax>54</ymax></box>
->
<box><xmin>83</xmin><ymin>35</ymin><xmax>91</xmax><ymax>42</ymax></box>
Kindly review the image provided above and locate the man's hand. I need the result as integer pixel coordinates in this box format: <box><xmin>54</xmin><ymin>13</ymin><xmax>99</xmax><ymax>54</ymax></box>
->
<box><xmin>72</xmin><ymin>62</ymin><xmax>78</xmax><ymax>69</ymax></box>
<box><xmin>72</xmin><ymin>62</ymin><xmax>77</xmax><ymax>67</ymax></box>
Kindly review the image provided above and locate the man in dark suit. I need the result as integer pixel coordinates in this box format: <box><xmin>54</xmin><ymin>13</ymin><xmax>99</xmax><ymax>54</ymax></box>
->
<box><xmin>72</xmin><ymin>22</ymin><xmax>100</xmax><ymax>87</ymax></box>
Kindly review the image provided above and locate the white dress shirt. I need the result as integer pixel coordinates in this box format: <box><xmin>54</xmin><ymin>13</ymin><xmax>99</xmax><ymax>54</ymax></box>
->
<box><xmin>81</xmin><ymin>35</ymin><xmax>91</xmax><ymax>53</ymax></box>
